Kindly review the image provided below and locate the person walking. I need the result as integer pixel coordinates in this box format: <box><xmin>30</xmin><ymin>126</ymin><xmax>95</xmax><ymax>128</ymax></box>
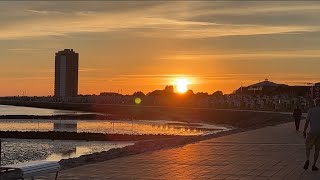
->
<box><xmin>303</xmin><ymin>98</ymin><xmax>320</xmax><ymax>171</ymax></box>
<box><xmin>293</xmin><ymin>105</ymin><xmax>302</xmax><ymax>131</ymax></box>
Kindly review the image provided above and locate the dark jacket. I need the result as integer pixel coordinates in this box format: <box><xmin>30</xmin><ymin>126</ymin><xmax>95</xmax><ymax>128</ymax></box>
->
<box><xmin>293</xmin><ymin>108</ymin><xmax>302</xmax><ymax>120</ymax></box>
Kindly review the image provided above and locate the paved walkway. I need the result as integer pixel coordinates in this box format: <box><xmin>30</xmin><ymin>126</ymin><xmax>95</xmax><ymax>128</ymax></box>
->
<box><xmin>39</xmin><ymin>121</ymin><xmax>320</xmax><ymax>180</ymax></box>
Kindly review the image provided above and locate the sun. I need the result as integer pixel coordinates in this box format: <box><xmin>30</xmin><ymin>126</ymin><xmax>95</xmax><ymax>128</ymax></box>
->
<box><xmin>175</xmin><ymin>78</ymin><xmax>190</xmax><ymax>94</ymax></box>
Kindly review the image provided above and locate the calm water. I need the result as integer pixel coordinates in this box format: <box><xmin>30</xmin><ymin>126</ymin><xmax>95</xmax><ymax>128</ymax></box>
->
<box><xmin>0</xmin><ymin>139</ymin><xmax>133</xmax><ymax>166</ymax></box>
<box><xmin>0</xmin><ymin>119</ymin><xmax>229</xmax><ymax>136</ymax></box>
<box><xmin>0</xmin><ymin>105</ymin><xmax>91</xmax><ymax>116</ymax></box>
<box><xmin>0</xmin><ymin>105</ymin><xmax>230</xmax><ymax>165</ymax></box>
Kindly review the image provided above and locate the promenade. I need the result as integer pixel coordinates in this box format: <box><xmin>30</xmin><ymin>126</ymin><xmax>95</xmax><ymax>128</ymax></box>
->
<box><xmin>39</xmin><ymin>121</ymin><xmax>320</xmax><ymax>180</ymax></box>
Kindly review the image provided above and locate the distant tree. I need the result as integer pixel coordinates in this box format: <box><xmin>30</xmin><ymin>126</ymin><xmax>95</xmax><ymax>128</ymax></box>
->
<box><xmin>147</xmin><ymin>90</ymin><xmax>164</xmax><ymax>97</ymax></box>
<box><xmin>164</xmin><ymin>85</ymin><xmax>174</xmax><ymax>93</ymax></box>
<box><xmin>99</xmin><ymin>92</ymin><xmax>121</xmax><ymax>96</ymax></box>
<box><xmin>185</xmin><ymin>89</ymin><xmax>195</xmax><ymax>96</ymax></box>
<box><xmin>147</xmin><ymin>85</ymin><xmax>176</xmax><ymax>97</ymax></box>
<box><xmin>195</xmin><ymin>92</ymin><xmax>209</xmax><ymax>97</ymax></box>
<box><xmin>132</xmin><ymin>91</ymin><xmax>146</xmax><ymax>97</ymax></box>
<box><xmin>212</xmin><ymin>90</ymin><xmax>223</xmax><ymax>97</ymax></box>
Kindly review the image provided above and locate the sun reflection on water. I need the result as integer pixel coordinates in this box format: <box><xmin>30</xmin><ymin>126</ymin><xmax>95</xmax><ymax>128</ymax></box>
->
<box><xmin>0</xmin><ymin>119</ymin><xmax>229</xmax><ymax>136</ymax></box>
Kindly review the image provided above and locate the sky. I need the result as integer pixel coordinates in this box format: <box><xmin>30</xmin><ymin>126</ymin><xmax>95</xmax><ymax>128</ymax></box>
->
<box><xmin>1</xmin><ymin>1</ymin><xmax>320</xmax><ymax>96</ymax></box>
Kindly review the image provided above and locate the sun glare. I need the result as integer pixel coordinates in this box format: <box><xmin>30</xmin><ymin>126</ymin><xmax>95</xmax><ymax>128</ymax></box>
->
<box><xmin>175</xmin><ymin>78</ymin><xmax>191</xmax><ymax>94</ymax></box>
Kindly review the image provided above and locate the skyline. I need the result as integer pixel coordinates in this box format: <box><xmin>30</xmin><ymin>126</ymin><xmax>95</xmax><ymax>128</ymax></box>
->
<box><xmin>1</xmin><ymin>1</ymin><xmax>320</xmax><ymax>96</ymax></box>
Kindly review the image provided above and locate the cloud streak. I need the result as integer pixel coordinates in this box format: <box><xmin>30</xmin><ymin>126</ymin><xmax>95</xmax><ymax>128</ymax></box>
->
<box><xmin>26</xmin><ymin>9</ymin><xmax>64</xmax><ymax>15</ymax></box>
<box><xmin>0</xmin><ymin>2</ymin><xmax>319</xmax><ymax>40</ymax></box>
<box><xmin>160</xmin><ymin>50</ymin><xmax>320</xmax><ymax>60</ymax></box>
<box><xmin>1</xmin><ymin>1</ymin><xmax>320</xmax><ymax>95</ymax></box>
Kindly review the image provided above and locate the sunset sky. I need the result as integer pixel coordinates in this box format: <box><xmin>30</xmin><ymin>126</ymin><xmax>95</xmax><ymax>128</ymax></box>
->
<box><xmin>1</xmin><ymin>1</ymin><xmax>320</xmax><ymax>96</ymax></box>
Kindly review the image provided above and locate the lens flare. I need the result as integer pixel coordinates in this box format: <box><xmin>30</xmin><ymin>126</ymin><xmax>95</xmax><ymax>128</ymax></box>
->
<box><xmin>135</xmin><ymin>97</ymin><xmax>142</xmax><ymax>104</ymax></box>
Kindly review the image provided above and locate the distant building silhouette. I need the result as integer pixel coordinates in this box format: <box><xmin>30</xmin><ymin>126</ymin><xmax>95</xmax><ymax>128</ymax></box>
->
<box><xmin>234</xmin><ymin>79</ymin><xmax>311</xmax><ymax>96</ymax></box>
<box><xmin>54</xmin><ymin>49</ymin><xmax>79</xmax><ymax>97</ymax></box>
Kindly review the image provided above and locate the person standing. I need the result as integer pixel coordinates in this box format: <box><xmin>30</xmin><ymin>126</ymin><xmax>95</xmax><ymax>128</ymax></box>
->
<box><xmin>293</xmin><ymin>105</ymin><xmax>303</xmax><ymax>131</ymax></box>
<box><xmin>303</xmin><ymin>98</ymin><xmax>320</xmax><ymax>171</ymax></box>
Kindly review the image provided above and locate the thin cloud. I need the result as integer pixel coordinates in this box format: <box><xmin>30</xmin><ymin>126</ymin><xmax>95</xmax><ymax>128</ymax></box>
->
<box><xmin>39</xmin><ymin>68</ymin><xmax>100</xmax><ymax>73</ymax></box>
<box><xmin>7</xmin><ymin>48</ymin><xmax>50</xmax><ymax>52</ymax></box>
<box><xmin>79</xmin><ymin>68</ymin><xmax>99</xmax><ymax>72</ymax></box>
<box><xmin>8</xmin><ymin>48</ymin><xmax>40</xmax><ymax>51</ymax></box>
<box><xmin>26</xmin><ymin>9</ymin><xmax>64</xmax><ymax>15</ymax></box>
<box><xmin>79</xmin><ymin>73</ymin><xmax>320</xmax><ymax>87</ymax></box>
<box><xmin>160</xmin><ymin>50</ymin><xmax>320</xmax><ymax>60</ymax></box>
<box><xmin>1</xmin><ymin>2</ymin><xmax>319</xmax><ymax>40</ymax></box>
<box><xmin>0</xmin><ymin>76</ymin><xmax>52</xmax><ymax>80</ymax></box>
<box><xmin>0</xmin><ymin>17</ymin><xmax>315</xmax><ymax>40</ymax></box>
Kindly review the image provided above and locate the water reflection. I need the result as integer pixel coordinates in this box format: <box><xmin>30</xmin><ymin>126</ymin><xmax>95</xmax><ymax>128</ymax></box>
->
<box><xmin>0</xmin><ymin>105</ymin><xmax>92</xmax><ymax>116</ymax></box>
<box><xmin>0</xmin><ymin>119</ymin><xmax>229</xmax><ymax>136</ymax></box>
<box><xmin>53</xmin><ymin>120</ymin><xmax>77</xmax><ymax>132</ymax></box>
<box><xmin>46</xmin><ymin>147</ymin><xmax>89</xmax><ymax>161</ymax></box>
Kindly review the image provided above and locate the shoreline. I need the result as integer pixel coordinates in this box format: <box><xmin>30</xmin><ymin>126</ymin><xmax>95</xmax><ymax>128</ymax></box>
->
<box><xmin>60</xmin><ymin>118</ymin><xmax>293</xmax><ymax>170</ymax></box>
<box><xmin>0</xmin><ymin>131</ymin><xmax>184</xmax><ymax>141</ymax></box>
<box><xmin>0</xmin><ymin>115</ymin><xmax>294</xmax><ymax>170</ymax></box>
<box><xmin>0</xmin><ymin>103</ymin><xmax>296</xmax><ymax>170</ymax></box>
<box><xmin>0</xmin><ymin>114</ymin><xmax>111</xmax><ymax>120</ymax></box>
<box><xmin>0</xmin><ymin>101</ymin><xmax>293</xmax><ymax>128</ymax></box>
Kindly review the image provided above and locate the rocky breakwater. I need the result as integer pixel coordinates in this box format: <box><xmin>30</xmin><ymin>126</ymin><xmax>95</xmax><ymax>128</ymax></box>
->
<box><xmin>0</xmin><ymin>131</ymin><xmax>179</xmax><ymax>141</ymax></box>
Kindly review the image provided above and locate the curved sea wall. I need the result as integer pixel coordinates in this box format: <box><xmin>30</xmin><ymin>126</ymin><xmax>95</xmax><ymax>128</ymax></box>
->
<box><xmin>0</xmin><ymin>100</ymin><xmax>293</xmax><ymax>128</ymax></box>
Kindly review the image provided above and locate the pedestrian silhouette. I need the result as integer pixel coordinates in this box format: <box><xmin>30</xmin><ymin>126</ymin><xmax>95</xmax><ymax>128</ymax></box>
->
<box><xmin>303</xmin><ymin>99</ymin><xmax>320</xmax><ymax>171</ymax></box>
<box><xmin>293</xmin><ymin>105</ymin><xmax>302</xmax><ymax>131</ymax></box>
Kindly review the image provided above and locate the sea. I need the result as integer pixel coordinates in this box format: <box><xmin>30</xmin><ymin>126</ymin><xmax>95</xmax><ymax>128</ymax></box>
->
<box><xmin>0</xmin><ymin>105</ymin><xmax>230</xmax><ymax>165</ymax></box>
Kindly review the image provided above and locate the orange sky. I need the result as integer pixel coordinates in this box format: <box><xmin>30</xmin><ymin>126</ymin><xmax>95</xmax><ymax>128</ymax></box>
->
<box><xmin>0</xmin><ymin>1</ymin><xmax>320</xmax><ymax>96</ymax></box>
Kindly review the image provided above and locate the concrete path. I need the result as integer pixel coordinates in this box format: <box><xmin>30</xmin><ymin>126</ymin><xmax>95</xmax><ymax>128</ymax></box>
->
<box><xmin>39</xmin><ymin>121</ymin><xmax>320</xmax><ymax>180</ymax></box>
